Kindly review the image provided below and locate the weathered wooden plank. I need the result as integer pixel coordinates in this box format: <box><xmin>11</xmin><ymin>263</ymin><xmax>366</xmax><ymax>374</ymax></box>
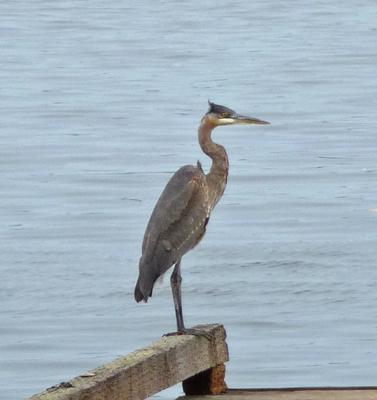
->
<box><xmin>177</xmin><ymin>387</ymin><xmax>377</xmax><ymax>400</ymax></box>
<box><xmin>25</xmin><ymin>324</ymin><xmax>228</xmax><ymax>400</ymax></box>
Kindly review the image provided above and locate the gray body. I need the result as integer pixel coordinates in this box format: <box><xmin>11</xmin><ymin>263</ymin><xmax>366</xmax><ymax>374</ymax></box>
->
<box><xmin>135</xmin><ymin>162</ymin><xmax>209</xmax><ymax>302</ymax></box>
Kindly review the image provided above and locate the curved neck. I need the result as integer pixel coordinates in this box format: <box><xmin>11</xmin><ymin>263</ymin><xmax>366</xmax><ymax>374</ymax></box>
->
<box><xmin>198</xmin><ymin>115</ymin><xmax>229</xmax><ymax>211</ymax></box>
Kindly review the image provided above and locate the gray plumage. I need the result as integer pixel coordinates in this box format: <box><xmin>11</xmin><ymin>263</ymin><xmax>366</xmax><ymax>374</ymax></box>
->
<box><xmin>135</xmin><ymin>162</ymin><xmax>209</xmax><ymax>302</ymax></box>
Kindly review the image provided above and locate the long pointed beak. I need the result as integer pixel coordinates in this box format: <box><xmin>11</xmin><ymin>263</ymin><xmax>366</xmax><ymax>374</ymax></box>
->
<box><xmin>234</xmin><ymin>114</ymin><xmax>270</xmax><ymax>125</ymax></box>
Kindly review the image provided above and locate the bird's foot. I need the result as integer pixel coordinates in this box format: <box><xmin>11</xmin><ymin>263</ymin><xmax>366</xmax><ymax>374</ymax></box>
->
<box><xmin>164</xmin><ymin>327</ymin><xmax>213</xmax><ymax>340</ymax></box>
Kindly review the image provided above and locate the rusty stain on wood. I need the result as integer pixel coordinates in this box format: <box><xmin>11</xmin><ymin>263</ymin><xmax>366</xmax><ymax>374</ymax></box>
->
<box><xmin>183</xmin><ymin>364</ymin><xmax>227</xmax><ymax>395</ymax></box>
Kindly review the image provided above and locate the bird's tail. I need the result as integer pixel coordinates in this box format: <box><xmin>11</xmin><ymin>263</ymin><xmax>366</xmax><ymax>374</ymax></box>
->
<box><xmin>134</xmin><ymin>257</ymin><xmax>161</xmax><ymax>303</ymax></box>
<box><xmin>134</xmin><ymin>278</ymin><xmax>149</xmax><ymax>303</ymax></box>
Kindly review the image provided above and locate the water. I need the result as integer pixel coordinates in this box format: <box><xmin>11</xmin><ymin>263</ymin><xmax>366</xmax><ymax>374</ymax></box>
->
<box><xmin>1</xmin><ymin>1</ymin><xmax>377</xmax><ymax>399</ymax></box>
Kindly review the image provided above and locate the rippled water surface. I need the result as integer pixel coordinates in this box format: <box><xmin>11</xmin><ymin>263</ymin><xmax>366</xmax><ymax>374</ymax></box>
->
<box><xmin>1</xmin><ymin>1</ymin><xmax>377</xmax><ymax>399</ymax></box>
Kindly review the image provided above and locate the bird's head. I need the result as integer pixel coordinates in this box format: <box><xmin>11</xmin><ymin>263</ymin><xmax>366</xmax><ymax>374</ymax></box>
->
<box><xmin>206</xmin><ymin>101</ymin><xmax>270</xmax><ymax>126</ymax></box>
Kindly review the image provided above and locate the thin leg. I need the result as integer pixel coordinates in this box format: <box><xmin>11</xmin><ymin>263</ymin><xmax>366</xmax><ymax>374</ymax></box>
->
<box><xmin>170</xmin><ymin>259</ymin><xmax>185</xmax><ymax>332</ymax></box>
<box><xmin>168</xmin><ymin>259</ymin><xmax>212</xmax><ymax>339</ymax></box>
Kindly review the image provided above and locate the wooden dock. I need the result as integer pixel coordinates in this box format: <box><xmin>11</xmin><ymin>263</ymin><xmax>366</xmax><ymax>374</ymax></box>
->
<box><xmin>25</xmin><ymin>323</ymin><xmax>377</xmax><ymax>400</ymax></box>
<box><xmin>25</xmin><ymin>324</ymin><xmax>228</xmax><ymax>400</ymax></box>
<box><xmin>178</xmin><ymin>387</ymin><xmax>377</xmax><ymax>399</ymax></box>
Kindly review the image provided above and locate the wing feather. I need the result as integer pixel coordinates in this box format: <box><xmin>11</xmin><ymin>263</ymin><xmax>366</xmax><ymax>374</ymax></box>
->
<box><xmin>135</xmin><ymin>164</ymin><xmax>209</xmax><ymax>301</ymax></box>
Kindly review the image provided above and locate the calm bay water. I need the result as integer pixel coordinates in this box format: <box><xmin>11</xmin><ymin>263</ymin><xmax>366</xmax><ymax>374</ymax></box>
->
<box><xmin>1</xmin><ymin>1</ymin><xmax>376</xmax><ymax>399</ymax></box>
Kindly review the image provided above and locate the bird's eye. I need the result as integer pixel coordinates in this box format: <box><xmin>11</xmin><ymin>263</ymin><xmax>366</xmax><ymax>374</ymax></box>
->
<box><xmin>221</xmin><ymin>112</ymin><xmax>228</xmax><ymax>118</ymax></box>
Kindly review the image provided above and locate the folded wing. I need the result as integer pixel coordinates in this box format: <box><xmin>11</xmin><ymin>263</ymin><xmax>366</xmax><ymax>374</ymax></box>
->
<box><xmin>135</xmin><ymin>163</ymin><xmax>209</xmax><ymax>302</ymax></box>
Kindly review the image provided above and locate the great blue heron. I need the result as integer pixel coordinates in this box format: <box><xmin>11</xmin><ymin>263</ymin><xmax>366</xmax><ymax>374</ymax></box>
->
<box><xmin>134</xmin><ymin>101</ymin><xmax>269</xmax><ymax>337</ymax></box>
